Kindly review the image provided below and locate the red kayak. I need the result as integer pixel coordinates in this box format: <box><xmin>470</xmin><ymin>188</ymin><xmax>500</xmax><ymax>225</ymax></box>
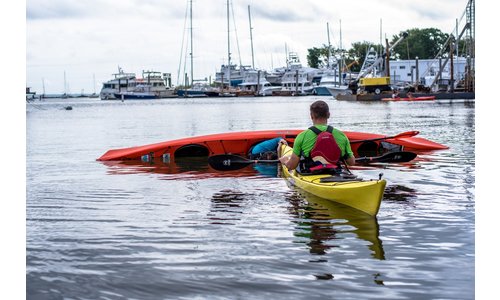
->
<box><xmin>97</xmin><ymin>129</ymin><xmax>448</xmax><ymax>162</ymax></box>
<box><xmin>381</xmin><ymin>96</ymin><xmax>436</xmax><ymax>102</ymax></box>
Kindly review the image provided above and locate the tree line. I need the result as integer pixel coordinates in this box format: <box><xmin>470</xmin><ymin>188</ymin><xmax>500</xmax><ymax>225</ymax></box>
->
<box><xmin>306</xmin><ymin>28</ymin><xmax>473</xmax><ymax>72</ymax></box>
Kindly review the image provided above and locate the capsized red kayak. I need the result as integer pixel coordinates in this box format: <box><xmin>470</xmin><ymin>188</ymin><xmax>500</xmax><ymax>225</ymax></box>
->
<box><xmin>97</xmin><ymin>129</ymin><xmax>448</xmax><ymax>161</ymax></box>
<box><xmin>381</xmin><ymin>96</ymin><xmax>436</xmax><ymax>102</ymax></box>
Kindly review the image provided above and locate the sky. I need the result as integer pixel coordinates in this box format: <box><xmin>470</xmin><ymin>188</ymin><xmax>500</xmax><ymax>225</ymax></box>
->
<box><xmin>25</xmin><ymin>0</ymin><xmax>471</xmax><ymax>94</ymax></box>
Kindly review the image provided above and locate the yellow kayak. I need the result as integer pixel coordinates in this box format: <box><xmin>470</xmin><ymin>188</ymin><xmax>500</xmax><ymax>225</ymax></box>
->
<box><xmin>279</xmin><ymin>144</ymin><xmax>386</xmax><ymax>216</ymax></box>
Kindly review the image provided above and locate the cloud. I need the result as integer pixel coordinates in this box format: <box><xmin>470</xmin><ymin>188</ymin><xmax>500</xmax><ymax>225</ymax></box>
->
<box><xmin>26</xmin><ymin>0</ymin><xmax>185</xmax><ymax>20</ymax></box>
<box><xmin>27</xmin><ymin>0</ymin><xmax>91</xmax><ymax>20</ymax></box>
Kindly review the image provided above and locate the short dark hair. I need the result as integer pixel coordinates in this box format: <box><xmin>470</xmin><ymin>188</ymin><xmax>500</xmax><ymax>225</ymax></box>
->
<box><xmin>310</xmin><ymin>100</ymin><xmax>330</xmax><ymax>119</ymax></box>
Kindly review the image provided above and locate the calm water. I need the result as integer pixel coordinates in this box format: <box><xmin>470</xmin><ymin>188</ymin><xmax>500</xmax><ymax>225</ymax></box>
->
<box><xmin>27</xmin><ymin>96</ymin><xmax>475</xmax><ymax>299</ymax></box>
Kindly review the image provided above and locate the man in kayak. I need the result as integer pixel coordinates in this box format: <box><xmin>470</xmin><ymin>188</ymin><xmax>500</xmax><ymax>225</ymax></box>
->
<box><xmin>392</xmin><ymin>89</ymin><xmax>400</xmax><ymax>99</ymax></box>
<box><xmin>279</xmin><ymin>100</ymin><xmax>355</xmax><ymax>172</ymax></box>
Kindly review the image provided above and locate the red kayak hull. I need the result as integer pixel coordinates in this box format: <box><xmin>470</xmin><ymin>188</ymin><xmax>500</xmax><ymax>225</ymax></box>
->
<box><xmin>381</xmin><ymin>96</ymin><xmax>436</xmax><ymax>102</ymax></box>
<box><xmin>97</xmin><ymin>129</ymin><xmax>448</xmax><ymax>161</ymax></box>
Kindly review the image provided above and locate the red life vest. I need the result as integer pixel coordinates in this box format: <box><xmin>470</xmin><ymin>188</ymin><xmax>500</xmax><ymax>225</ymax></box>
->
<box><xmin>308</xmin><ymin>126</ymin><xmax>341</xmax><ymax>171</ymax></box>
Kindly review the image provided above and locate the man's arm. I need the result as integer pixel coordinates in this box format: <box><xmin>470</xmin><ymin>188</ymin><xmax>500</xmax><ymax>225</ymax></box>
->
<box><xmin>345</xmin><ymin>155</ymin><xmax>355</xmax><ymax>166</ymax></box>
<box><xmin>279</xmin><ymin>152</ymin><xmax>300</xmax><ymax>170</ymax></box>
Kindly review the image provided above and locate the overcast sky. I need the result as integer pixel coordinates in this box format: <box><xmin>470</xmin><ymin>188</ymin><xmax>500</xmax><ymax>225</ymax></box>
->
<box><xmin>26</xmin><ymin>0</ymin><xmax>470</xmax><ymax>94</ymax></box>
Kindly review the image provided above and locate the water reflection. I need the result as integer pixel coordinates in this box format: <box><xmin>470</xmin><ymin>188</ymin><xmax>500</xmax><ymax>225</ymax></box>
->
<box><xmin>208</xmin><ymin>189</ymin><xmax>247</xmax><ymax>225</ymax></box>
<box><xmin>383</xmin><ymin>185</ymin><xmax>418</xmax><ymax>202</ymax></box>
<box><xmin>100</xmin><ymin>157</ymin><xmax>260</xmax><ymax>180</ymax></box>
<box><xmin>285</xmin><ymin>188</ymin><xmax>385</xmax><ymax>260</ymax></box>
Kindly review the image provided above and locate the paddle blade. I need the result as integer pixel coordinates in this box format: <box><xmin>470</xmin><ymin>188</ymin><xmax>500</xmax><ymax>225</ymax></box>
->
<box><xmin>208</xmin><ymin>155</ymin><xmax>254</xmax><ymax>171</ymax></box>
<box><xmin>356</xmin><ymin>151</ymin><xmax>417</xmax><ymax>163</ymax></box>
<box><xmin>350</xmin><ymin>131</ymin><xmax>420</xmax><ymax>144</ymax></box>
<box><xmin>392</xmin><ymin>131</ymin><xmax>420</xmax><ymax>139</ymax></box>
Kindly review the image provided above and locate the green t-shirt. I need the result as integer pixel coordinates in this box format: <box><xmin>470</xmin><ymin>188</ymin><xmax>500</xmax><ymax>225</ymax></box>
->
<box><xmin>292</xmin><ymin>125</ymin><xmax>354</xmax><ymax>158</ymax></box>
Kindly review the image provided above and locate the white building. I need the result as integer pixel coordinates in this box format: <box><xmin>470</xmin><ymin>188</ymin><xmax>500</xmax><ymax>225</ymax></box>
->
<box><xmin>388</xmin><ymin>57</ymin><xmax>472</xmax><ymax>88</ymax></box>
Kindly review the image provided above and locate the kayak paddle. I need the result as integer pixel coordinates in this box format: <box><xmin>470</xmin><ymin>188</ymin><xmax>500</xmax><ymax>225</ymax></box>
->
<box><xmin>208</xmin><ymin>154</ymin><xmax>279</xmax><ymax>171</ymax></box>
<box><xmin>209</xmin><ymin>151</ymin><xmax>416</xmax><ymax>171</ymax></box>
<box><xmin>350</xmin><ymin>131</ymin><xmax>419</xmax><ymax>144</ymax></box>
<box><xmin>355</xmin><ymin>151</ymin><xmax>417</xmax><ymax>163</ymax></box>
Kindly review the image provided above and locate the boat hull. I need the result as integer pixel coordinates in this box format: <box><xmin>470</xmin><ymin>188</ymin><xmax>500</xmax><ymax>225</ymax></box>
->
<box><xmin>313</xmin><ymin>86</ymin><xmax>333</xmax><ymax>96</ymax></box>
<box><xmin>279</xmin><ymin>144</ymin><xmax>386</xmax><ymax>216</ymax></box>
<box><xmin>114</xmin><ymin>93</ymin><xmax>156</xmax><ymax>100</ymax></box>
<box><xmin>97</xmin><ymin>129</ymin><xmax>448</xmax><ymax>162</ymax></box>
<box><xmin>381</xmin><ymin>96</ymin><xmax>436</xmax><ymax>102</ymax></box>
<box><xmin>176</xmin><ymin>90</ymin><xmax>208</xmax><ymax>97</ymax></box>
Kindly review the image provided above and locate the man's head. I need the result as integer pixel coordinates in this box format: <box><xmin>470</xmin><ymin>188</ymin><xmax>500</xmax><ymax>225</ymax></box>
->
<box><xmin>310</xmin><ymin>100</ymin><xmax>330</xmax><ymax>120</ymax></box>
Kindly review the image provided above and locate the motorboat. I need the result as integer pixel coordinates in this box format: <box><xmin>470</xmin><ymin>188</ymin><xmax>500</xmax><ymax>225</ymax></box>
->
<box><xmin>100</xmin><ymin>68</ymin><xmax>174</xmax><ymax>100</ymax></box>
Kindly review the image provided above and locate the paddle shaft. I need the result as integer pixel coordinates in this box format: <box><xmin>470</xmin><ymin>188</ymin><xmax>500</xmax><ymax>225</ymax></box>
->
<box><xmin>209</xmin><ymin>150</ymin><xmax>415</xmax><ymax>171</ymax></box>
<box><xmin>355</xmin><ymin>151</ymin><xmax>416</xmax><ymax>163</ymax></box>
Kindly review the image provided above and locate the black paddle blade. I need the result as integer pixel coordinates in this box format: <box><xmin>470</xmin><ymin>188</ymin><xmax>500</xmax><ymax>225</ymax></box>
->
<box><xmin>356</xmin><ymin>151</ymin><xmax>417</xmax><ymax>163</ymax></box>
<box><xmin>208</xmin><ymin>155</ymin><xmax>254</xmax><ymax>171</ymax></box>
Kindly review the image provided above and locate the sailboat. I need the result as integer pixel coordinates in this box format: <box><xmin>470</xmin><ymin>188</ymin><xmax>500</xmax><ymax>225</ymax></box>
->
<box><xmin>61</xmin><ymin>71</ymin><xmax>74</xmax><ymax>98</ymax></box>
<box><xmin>235</xmin><ymin>5</ymin><xmax>280</xmax><ymax>96</ymax></box>
<box><xmin>213</xmin><ymin>0</ymin><xmax>251</xmax><ymax>90</ymax></box>
<box><xmin>176</xmin><ymin>0</ymin><xmax>213</xmax><ymax>97</ymax></box>
<box><xmin>89</xmin><ymin>74</ymin><xmax>99</xmax><ymax>98</ymax></box>
<box><xmin>318</xmin><ymin>21</ymin><xmax>351</xmax><ymax>96</ymax></box>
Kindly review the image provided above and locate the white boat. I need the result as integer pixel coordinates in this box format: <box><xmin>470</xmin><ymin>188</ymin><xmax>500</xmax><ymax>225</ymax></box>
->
<box><xmin>26</xmin><ymin>87</ymin><xmax>37</xmax><ymax>102</ymax></box>
<box><xmin>99</xmin><ymin>68</ymin><xmax>135</xmax><ymax>100</ymax></box>
<box><xmin>321</xmin><ymin>68</ymin><xmax>354</xmax><ymax>96</ymax></box>
<box><xmin>265</xmin><ymin>66</ymin><xmax>286</xmax><ymax>86</ymax></box>
<box><xmin>273</xmin><ymin>53</ymin><xmax>318</xmax><ymax>96</ymax></box>
<box><xmin>114</xmin><ymin>84</ymin><xmax>158</xmax><ymax>100</ymax></box>
<box><xmin>237</xmin><ymin>69</ymin><xmax>281</xmax><ymax>96</ymax></box>
<box><xmin>214</xmin><ymin>64</ymin><xmax>252</xmax><ymax>87</ymax></box>
<box><xmin>100</xmin><ymin>68</ymin><xmax>174</xmax><ymax>100</ymax></box>
<box><xmin>314</xmin><ymin>67</ymin><xmax>347</xmax><ymax>96</ymax></box>
<box><xmin>138</xmin><ymin>71</ymin><xmax>175</xmax><ymax>98</ymax></box>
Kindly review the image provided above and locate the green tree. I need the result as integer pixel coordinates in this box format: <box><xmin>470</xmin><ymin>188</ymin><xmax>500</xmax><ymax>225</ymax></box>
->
<box><xmin>346</xmin><ymin>41</ymin><xmax>382</xmax><ymax>72</ymax></box>
<box><xmin>307</xmin><ymin>42</ymin><xmax>379</xmax><ymax>73</ymax></box>
<box><xmin>306</xmin><ymin>46</ymin><xmax>330</xmax><ymax>68</ymax></box>
<box><xmin>390</xmin><ymin>28</ymin><xmax>449</xmax><ymax>60</ymax></box>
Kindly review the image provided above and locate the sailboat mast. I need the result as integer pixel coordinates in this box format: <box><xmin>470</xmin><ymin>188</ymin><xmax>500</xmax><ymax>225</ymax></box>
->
<box><xmin>63</xmin><ymin>71</ymin><xmax>67</xmax><ymax>95</ymax></box>
<box><xmin>339</xmin><ymin>19</ymin><xmax>343</xmax><ymax>85</ymax></box>
<box><xmin>42</xmin><ymin>78</ymin><xmax>46</xmax><ymax>95</ymax></box>
<box><xmin>227</xmin><ymin>0</ymin><xmax>231</xmax><ymax>86</ymax></box>
<box><xmin>326</xmin><ymin>22</ymin><xmax>331</xmax><ymax>68</ymax></box>
<box><xmin>248</xmin><ymin>5</ymin><xmax>255</xmax><ymax>69</ymax></box>
<box><xmin>189</xmin><ymin>0</ymin><xmax>194</xmax><ymax>86</ymax></box>
<box><xmin>379</xmin><ymin>19</ymin><xmax>383</xmax><ymax>60</ymax></box>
